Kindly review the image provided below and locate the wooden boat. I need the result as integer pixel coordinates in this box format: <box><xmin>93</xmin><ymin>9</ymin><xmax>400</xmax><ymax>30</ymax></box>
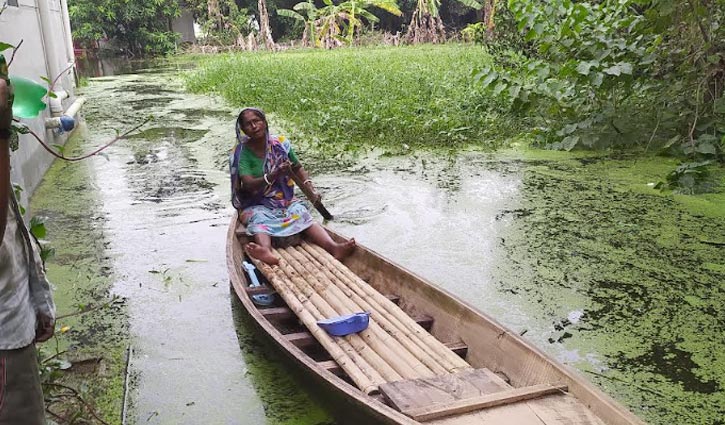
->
<box><xmin>226</xmin><ymin>218</ymin><xmax>645</xmax><ymax>425</ymax></box>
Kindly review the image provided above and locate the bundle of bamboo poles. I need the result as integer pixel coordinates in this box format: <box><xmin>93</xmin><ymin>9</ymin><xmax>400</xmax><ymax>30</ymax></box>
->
<box><xmin>245</xmin><ymin>241</ymin><xmax>470</xmax><ymax>395</ymax></box>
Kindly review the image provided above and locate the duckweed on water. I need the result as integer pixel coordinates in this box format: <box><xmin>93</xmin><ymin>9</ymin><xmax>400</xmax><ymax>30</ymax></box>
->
<box><xmin>231</xmin><ymin>298</ymin><xmax>335</xmax><ymax>425</ymax></box>
<box><xmin>29</xmin><ymin>127</ymin><xmax>128</xmax><ymax>423</ymax></box>
<box><xmin>493</xmin><ymin>151</ymin><xmax>725</xmax><ymax>425</ymax></box>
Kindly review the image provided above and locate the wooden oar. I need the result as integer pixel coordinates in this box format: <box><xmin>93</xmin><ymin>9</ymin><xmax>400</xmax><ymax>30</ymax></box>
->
<box><xmin>290</xmin><ymin>170</ymin><xmax>334</xmax><ymax>220</ymax></box>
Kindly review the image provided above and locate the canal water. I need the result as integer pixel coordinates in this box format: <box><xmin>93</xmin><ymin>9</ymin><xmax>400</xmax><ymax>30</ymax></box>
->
<box><xmin>31</xmin><ymin>60</ymin><xmax>724</xmax><ymax>424</ymax></box>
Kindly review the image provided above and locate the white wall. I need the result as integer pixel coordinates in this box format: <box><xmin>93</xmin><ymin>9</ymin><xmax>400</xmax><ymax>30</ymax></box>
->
<box><xmin>0</xmin><ymin>0</ymin><xmax>77</xmax><ymax>197</ymax></box>
<box><xmin>172</xmin><ymin>11</ymin><xmax>196</xmax><ymax>44</ymax></box>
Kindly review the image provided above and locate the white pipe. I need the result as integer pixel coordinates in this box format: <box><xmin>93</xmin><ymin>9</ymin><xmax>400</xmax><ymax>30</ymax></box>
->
<box><xmin>65</xmin><ymin>96</ymin><xmax>85</xmax><ymax>117</ymax></box>
<box><xmin>59</xmin><ymin>0</ymin><xmax>75</xmax><ymax>68</ymax></box>
<box><xmin>37</xmin><ymin>0</ymin><xmax>62</xmax><ymax>87</ymax></box>
<box><xmin>45</xmin><ymin>97</ymin><xmax>86</xmax><ymax>130</ymax></box>
<box><xmin>48</xmin><ymin>90</ymin><xmax>70</xmax><ymax>115</ymax></box>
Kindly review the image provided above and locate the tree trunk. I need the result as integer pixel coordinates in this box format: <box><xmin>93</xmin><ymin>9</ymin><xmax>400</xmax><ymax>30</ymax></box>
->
<box><xmin>207</xmin><ymin>0</ymin><xmax>223</xmax><ymax>32</ymax></box>
<box><xmin>405</xmin><ymin>9</ymin><xmax>446</xmax><ymax>44</ymax></box>
<box><xmin>483</xmin><ymin>0</ymin><xmax>497</xmax><ymax>38</ymax></box>
<box><xmin>258</xmin><ymin>0</ymin><xmax>276</xmax><ymax>50</ymax></box>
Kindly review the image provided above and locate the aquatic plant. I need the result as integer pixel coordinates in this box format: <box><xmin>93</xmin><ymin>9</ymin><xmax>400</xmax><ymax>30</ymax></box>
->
<box><xmin>185</xmin><ymin>45</ymin><xmax>522</xmax><ymax>154</ymax></box>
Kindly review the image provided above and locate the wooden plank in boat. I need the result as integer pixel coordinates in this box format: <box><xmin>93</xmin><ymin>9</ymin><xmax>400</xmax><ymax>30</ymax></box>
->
<box><xmin>260</xmin><ymin>306</ymin><xmax>294</xmax><ymax>321</ymax></box>
<box><xmin>405</xmin><ymin>383</ymin><xmax>568</xmax><ymax>422</ymax></box>
<box><xmin>283</xmin><ymin>330</ymin><xmax>465</xmax><ymax>356</ymax></box>
<box><xmin>446</xmin><ymin>341</ymin><xmax>468</xmax><ymax>358</ymax></box>
<box><xmin>245</xmin><ymin>286</ymin><xmax>275</xmax><ymax>295</ymax></box>
<box><xmin>317</xmin><ymin>359</ymin><xmax>343</xmax><ymax>376</ymax></box>
<box><xmin>285</xmin><ymin>331</ymin><xmax>319</xmax><ymax>349</ymax></box>
<box><xmin>386</xmin><ymin>294</ymin><xmax>401</xmax><ymax>305</ymax></box>
<box><xmin>379</xmin><ymin>368</ymin><xmax>509</xmax><ymax>414</ymax></box>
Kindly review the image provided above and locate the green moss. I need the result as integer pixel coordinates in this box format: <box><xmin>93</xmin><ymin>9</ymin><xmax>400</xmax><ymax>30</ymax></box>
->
<box><xmin>492</xmin><ymin>152</ymin><xmax>725</xmax><ymax>425</ymax></box>
<box><xmin>231</xmin><ymin>301</ymin><xmax>334</xmax><ymax>424</ymax></box>
<box><xmin>30</xmin><ymin>130</ymin><xmax>128</xmax><ymax>425</ymax></box>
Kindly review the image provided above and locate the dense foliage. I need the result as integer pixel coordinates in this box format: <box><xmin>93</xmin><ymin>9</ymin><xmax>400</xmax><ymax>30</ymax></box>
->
<box><xmin>471</xmin><ymin>0</ymin><xmax>724</xmax><ymax>192</ymax></box>
<box><xmin>69</xmin><ymin>0</ymin><xmax>725</xmax><ymax>192</ymax></box>
<box><xmin>69</xmin><ymin>0</ymin><xmax>181</xmax><ymax>56</ymax></box>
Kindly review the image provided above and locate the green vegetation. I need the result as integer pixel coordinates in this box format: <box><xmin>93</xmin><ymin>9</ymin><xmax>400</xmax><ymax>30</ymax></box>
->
<box><xmin>185</xmin><ymin>45</ymin><xmax>525</xmax><ymax>153</ymax></box>
<box><xmin>69</xmin><ymin>0</ymin><xmax>181</xmax><ymax>56</ymax></box>
<box><xmin>492</xmin><ymin>151</ymin><xmax>725</xmax><ymax>424</ymax></box>
<box><xmin>472</xmin><ymin>0</ymin><xmax>724</xmax><ymax>192</ymax></box>
<box><xmin>30</xmin><ymin>131</ymin><xmax>128</xmax><ymax>424</ymax></box>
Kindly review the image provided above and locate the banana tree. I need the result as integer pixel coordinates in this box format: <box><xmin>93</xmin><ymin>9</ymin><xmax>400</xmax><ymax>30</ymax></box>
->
<box><xmin>316</xmin><ymin>0</ymin><xmax>401</xmax><ymax>46</ymax></box>
<box><xmin>277</xmin><ymin>0</ymin><xmax>319</xmax><ymax>47</ymax></box>
<box><xmin>339</xmin><ymin>0</ymin><xmax>401</xmax><ymax>44</ymax></box>
<box><xmin>258</xmin><ymin>0</ymin><xmax>276</xmax><ymax>49</ymax></box>
<box><xmin>406</xmin><ymin>0</ymin><xmax>481</xmax><ymax>43</ymax></box>
<box><xmin>316</xmin><ymin>0</ymin><xmax>346</xmax><ymax>47</ymax></box>
<box><xmin>483</xmin><ymin>0</ymin><xmax>498</xmax><ymax>37</ymax></box>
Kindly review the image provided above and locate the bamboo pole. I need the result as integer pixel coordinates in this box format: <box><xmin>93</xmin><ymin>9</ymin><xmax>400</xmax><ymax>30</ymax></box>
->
<box><xmin>245</xmin><ymin>251</ymin><xmax>382</xmax><ymax>394</ymax></box>
<box><xmin>278</xmin><ymin>247</ymin><xmax>436</xmax><ymax>379</ymax></box>
<box><xmin>266</xmin><ymin>257</ymin><xmax>394</xmax><ymax>385</ymax></box>
<box><xmin>302</xmin><ymin>242</ymin><xmax>471</xmax><ymax>371</ymax></box>
<box><xmin>284</xmin><ymin>245</ymin><xmax>449</xmax><ymax>376</ymax></box>
<box><xmin>276</xmin><ymin>262</ymin><xmax>392</xmax><ymax>385</ymax></box>
<box><xmin>272</xmin><ymin>252</ymin><xmax>411</xmax><ymax>382</ymax></box>
<box><xmin>293</xmin><ymin>244</ymin><xmax>459</xmax><ymax>374</ymax></box>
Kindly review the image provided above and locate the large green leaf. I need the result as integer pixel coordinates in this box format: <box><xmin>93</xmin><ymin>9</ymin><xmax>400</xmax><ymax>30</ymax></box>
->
<box><xmin>455</xmin><ymin>0</ymin><xmax>482</xmax><ymax>11</ymax></box>
<box><xmin>277</xmin><ymin>8</ymin><xmax>304</xmax><ymax>20</ymax></box>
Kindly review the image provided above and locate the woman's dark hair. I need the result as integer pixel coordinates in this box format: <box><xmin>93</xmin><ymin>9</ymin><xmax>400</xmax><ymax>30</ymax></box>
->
<box><xmin>237</xmin><ymin>107</ymin><xmax>266</xmax><ymax>126</ymax></box>
<box><xmin>236</xmin><ymin>107</ymin><xmax>268</xmax><ymax>142</ymax></box>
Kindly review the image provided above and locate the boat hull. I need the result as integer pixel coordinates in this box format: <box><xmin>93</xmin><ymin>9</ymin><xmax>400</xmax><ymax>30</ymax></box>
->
<box><xmin>226</xmin><ymin>217</ymin><xmax>644</xmax><ymax>425</ymax></box>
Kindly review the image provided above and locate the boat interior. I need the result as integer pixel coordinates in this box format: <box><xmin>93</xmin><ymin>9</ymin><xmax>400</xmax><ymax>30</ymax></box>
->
<box><xmin>229</xmin><ymin>222</ymin><xmax>641</xmax><ymax>425</ymax></box>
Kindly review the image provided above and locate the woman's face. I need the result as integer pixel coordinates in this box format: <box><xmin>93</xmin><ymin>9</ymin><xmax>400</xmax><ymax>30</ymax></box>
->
<box><xmin>241</xmin><ymin>110</ymin><xmax>267</xmax><ymax>140</ymax></box>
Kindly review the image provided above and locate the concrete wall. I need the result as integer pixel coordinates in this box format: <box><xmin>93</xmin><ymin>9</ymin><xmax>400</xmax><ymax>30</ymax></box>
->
<box><xmin>0</xmin><ymin>0</ymin><xmax>77</xmax><ymax>197</ymax></box>
<box><xmin>172</xmin><ymin>11</ymin><xmax>196</xmax><ymax>44</ymax></box>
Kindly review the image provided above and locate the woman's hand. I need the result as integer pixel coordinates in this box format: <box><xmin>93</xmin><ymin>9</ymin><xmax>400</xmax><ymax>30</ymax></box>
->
<box><xmin>303</xmin><ymin>179</ymin><xmax>321</xmax><ymax>203</ymax></box>
<box><xmin>34</xmin><ymin>313</ymin><xmax>55</xmax><ymax>343</ymax></box>
<box><xmin>271</xmin><ymin>160</ymin><xmax>292</xmax><ymax>180</ymax></box>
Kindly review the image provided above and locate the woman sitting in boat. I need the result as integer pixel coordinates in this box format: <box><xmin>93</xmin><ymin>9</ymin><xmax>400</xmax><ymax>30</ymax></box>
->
<box><xmin>231</xmin><ymin>107</ymin><xmax>355</xmax><ymax>265</ymax></box>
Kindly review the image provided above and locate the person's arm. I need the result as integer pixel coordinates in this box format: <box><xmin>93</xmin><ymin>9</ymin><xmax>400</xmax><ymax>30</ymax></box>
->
<box><xmin>29</xmin><ymin>237</ymin><xmax>56</xmax><ymax>342</ymax></box>
<box><xmin>0</xmin><ymin>79</ymin><xmax>12</xmax><ymax>244</ymax></box>
<box><xmin>291</xmin><ymin>163</ymin><xmax>316</xmax><ymax>191</ymax></box>
<box><xmin>240</xmin><ymin>172</ymin><xmax>275</xmax><ymax>193</ymax></box>
<box><xmin>286</xmin><ymin>147</ymin><xmax>318</xmax><ymax>195</ymax></box>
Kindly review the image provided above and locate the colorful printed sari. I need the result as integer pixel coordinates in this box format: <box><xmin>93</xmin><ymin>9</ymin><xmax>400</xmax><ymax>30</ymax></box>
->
<box><xmin>230</xmin><ymin>129</ymin><xmax>314</xmax><ymax>237</ymax></box>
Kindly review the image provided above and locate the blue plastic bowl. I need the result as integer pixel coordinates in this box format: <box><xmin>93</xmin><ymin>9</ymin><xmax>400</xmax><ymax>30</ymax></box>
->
<box><xmin>317</xmin><ymin>312</ymin><xmax>371</xmax><ymax>336</ymax></box>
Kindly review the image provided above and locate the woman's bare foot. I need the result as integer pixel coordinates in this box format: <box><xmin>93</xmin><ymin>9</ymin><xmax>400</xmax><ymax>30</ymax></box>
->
<box><xmin>330</xmin><ymin>238</ymin><xmax>356</xmax><ymax>261</ymax></box>
<box><xmin>247</xmin><ymin>242</ymin><xmax>280</xmax><ymax>266</ymax></box>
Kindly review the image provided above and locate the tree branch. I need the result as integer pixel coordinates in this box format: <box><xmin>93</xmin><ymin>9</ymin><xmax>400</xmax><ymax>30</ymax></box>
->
<box><xmin>13</xmin><ymin>117</ymin><xmax>151</xmax><ymax>162</ymax></box>
<box><xmin>687</xmin><ymin>0</ymin><xmax>710</xmax><ymax>44</ymax></box>
<box><xmin>44</xmin><ymin>383</ymin><xmax>111</xmax><ymax>425</ymax></box>
<box><xmin>8</xmin><ymin>39</ymin><xmax>23</xmax><ymax>68</ymax></box>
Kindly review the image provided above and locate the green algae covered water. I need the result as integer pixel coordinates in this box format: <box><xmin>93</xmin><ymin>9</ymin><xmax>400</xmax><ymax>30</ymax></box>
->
<box><xmin>29</xmin><ymin>60</ymin><xmax>724</xmax><ymax>424</ymax></box>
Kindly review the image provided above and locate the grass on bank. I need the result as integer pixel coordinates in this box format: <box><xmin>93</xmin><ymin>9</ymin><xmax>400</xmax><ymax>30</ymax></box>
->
<box><xmin>184</xmin><ymin>45</ymin><xmax>526</xmax><ymax>153</ymax></box>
